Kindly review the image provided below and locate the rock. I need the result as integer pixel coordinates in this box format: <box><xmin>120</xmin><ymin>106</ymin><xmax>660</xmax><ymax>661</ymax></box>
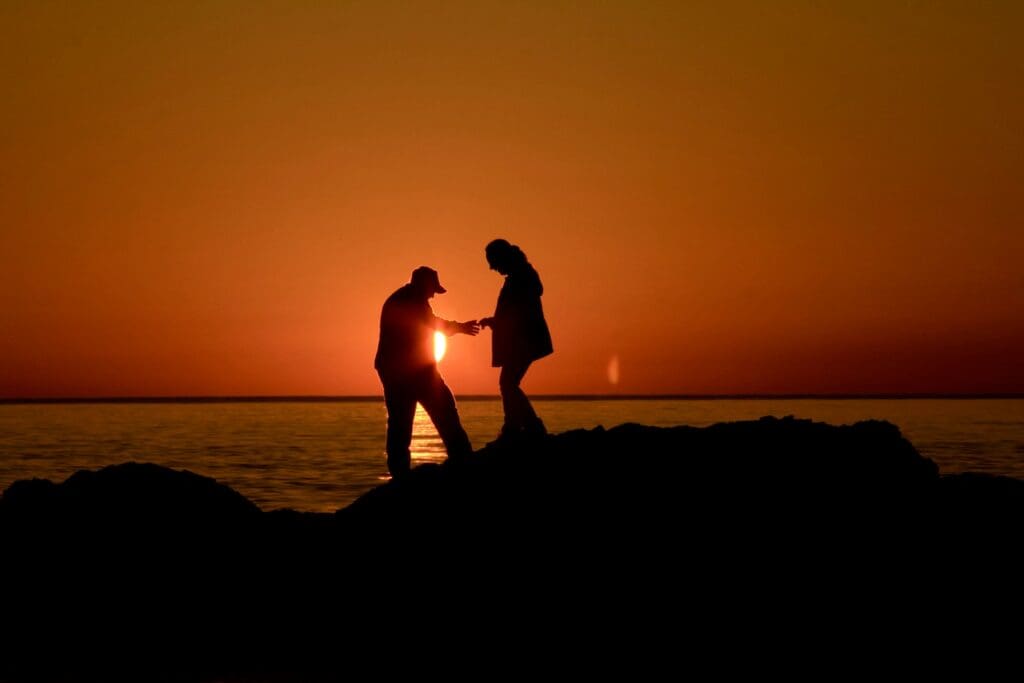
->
<box><xmin>338</xmin><ymin>416</ymin><xmax>941</xmax><ymax>547</ymax></box>
<box><xmin>1</xmin><ymin>461</ymin><xmax>262</xmax><ymax>547</ymax></box>
<box><xmin>0</xmin><ymin>416</ymin><xmax>1018</xmax><ymax>680</ymax></box>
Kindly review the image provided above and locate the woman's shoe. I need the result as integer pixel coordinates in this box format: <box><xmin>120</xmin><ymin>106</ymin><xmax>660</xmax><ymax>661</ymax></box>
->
<box><xmin>523</xmin><ymin>418</ymin><xmax>547</xmax><ymax>438</ymax></box>
<box><xmin>488</xmin><ymin>425</ymin><xmax>522</xmax><ymax>447</ymax></box>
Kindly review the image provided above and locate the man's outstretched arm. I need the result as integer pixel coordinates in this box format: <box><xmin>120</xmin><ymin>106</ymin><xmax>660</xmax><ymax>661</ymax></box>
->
<box><xmin>436</xmin><ymin>317</ymin><xmax>480</xmax><ymax>337</ymax></box>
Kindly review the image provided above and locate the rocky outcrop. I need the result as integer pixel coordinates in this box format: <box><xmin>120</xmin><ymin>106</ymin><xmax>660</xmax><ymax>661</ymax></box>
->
<box><xmin>1</xmin><ymin>416</ymin><xmax>1020</xmax><ymax>680</ymax></box>
<box><xmin>2</xmin><ymin>461</ymin><xmax>261</xmax><ymax>525</ymax></box>
<box><xmin>340</xmin><ymin>417</ymin><xmax>942</xmax><ymax>533</ymax></box>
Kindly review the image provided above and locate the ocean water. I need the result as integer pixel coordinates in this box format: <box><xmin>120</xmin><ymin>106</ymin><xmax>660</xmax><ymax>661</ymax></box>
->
<box><xmin>0</xmin><ymin>398</ymin><xmax>1022</xmax><ymax>512</ymax></box>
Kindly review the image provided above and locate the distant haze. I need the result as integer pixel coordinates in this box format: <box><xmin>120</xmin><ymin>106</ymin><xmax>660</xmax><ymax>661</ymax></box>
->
<box><xmin>2</xmin><ymin>2</ymin><xmax>1022</xmax><ymax>398</ymax></box>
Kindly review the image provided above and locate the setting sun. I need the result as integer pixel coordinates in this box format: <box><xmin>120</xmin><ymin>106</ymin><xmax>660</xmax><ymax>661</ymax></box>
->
<box><xmin>434</xmin><ymin>331</ymin><xmax>447</xmax><ymax>362</ymax></box>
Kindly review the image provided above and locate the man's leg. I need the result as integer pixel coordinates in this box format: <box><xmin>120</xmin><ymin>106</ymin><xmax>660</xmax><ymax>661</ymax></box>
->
<box><xmin>419</xmin><ymin>370</ymin><xmax>473</xmax><ymax>461</ymax></box>
<box><xmin>381</xmin><ymin>376</ymin><xmax>417</xmax><ymax>477</ymax></box>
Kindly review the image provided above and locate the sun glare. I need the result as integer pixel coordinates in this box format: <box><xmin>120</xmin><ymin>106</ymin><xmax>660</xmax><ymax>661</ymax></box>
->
<box><xmin>434</xmin><ymin>331</ymin><xmax>447</xmax><ymax>362</ymax></box>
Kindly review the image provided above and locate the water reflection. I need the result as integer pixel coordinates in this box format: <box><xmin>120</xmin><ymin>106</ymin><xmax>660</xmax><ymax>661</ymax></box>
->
<box><xmin>2</xmin><ymin>399</ymin><xmax>1022</xmax><ymax>513</ymax></box>
<box><xmin>377</xmin><ymin>404</ymin><xmax>448</xmax><ymax>483</ymax></box>
<box><xmin>411</xmin><ymin>404</ymin><xmax>447</xmax><ymax>467</ymax></box>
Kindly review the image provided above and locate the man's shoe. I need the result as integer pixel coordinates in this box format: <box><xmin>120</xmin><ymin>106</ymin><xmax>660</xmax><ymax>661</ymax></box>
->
<box><xmin>446</xmin><ymin>451</ymin><xmax>472</xmax><ymax>467</ymax></box>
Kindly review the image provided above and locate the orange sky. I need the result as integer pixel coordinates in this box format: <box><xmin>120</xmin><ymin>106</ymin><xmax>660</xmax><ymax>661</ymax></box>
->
<box><xmin>2</xmin><ymin>2</ymin><xmax>1022</xmax><ymax>398</ymax></box>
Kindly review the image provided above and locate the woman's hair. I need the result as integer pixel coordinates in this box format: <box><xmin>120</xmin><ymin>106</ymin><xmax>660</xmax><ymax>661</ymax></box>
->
<box><xmin>486</xmin><ymin>238</ymin><xmax>528</xmax><ymax>268</ymax></box>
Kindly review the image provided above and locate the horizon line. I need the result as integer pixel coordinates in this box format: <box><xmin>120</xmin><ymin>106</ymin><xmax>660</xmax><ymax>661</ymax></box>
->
<box><xmin>2</xmin><ymin>392</ymin><xmax>1023</xmax><ymax>405</ymax></box>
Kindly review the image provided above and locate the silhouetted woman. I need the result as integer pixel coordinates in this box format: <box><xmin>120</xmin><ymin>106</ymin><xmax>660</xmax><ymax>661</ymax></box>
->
<box><xmin>479</xmin><ymin>239</ymin><xmax>553</xmax><ymax>441</ymax></box>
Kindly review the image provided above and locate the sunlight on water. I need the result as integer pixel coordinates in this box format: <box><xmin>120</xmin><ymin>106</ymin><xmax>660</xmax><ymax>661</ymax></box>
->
<box><xmin>411</xmin><ymin>403</ymin><xmax>447</xmax><ymax>467</ymax></box>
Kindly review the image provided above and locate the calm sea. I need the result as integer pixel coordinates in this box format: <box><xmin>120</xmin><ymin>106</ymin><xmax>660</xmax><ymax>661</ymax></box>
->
<box><xmin>1</xmin><ymin>398</ymin><xmax>1022</xmax><ymax>512</ymax></box>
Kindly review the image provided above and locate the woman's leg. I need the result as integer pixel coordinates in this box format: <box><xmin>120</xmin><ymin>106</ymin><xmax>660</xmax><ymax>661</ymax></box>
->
<box><xmin>499</xmin><ymin>360</ymin><xmax>544</xmax><ymax>435</ymax></box>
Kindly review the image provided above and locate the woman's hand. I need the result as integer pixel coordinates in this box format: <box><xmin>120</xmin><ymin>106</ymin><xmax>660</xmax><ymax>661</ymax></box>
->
<box><xmin>479</xmin><ymin>317</ymin><xmax>495</xmax><ymax>329</ymax></box>
<box><xmin>460</xmin><ymin>320</ymin><xmax>481</xmax><ymax>336</ymax></box>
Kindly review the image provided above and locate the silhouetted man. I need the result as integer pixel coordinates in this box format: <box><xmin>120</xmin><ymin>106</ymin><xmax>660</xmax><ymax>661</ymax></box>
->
<box><xmin>374</xmin><ymin>266</ymin><xmax>480</xmax><ymax>477</ymax></box>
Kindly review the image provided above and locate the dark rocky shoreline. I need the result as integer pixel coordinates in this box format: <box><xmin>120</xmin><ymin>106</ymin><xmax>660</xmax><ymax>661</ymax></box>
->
<box><xmin>2</xmin><ymin>416</ymin><xmax>1022</xmax><ymax>679</ymax></box>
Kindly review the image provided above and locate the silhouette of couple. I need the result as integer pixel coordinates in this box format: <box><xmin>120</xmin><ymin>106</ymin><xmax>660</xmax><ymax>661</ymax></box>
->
<box><xmin>374</xmin><ymin>239</ymin><xmax>553</xmax><ymax>478</ymax></box>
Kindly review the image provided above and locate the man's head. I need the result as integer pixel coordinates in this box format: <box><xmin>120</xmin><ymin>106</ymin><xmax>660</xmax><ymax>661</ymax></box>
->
<box><xmin>410</xmin><ymin>266</ymin><xmax>446</xmax><ymax>297</ymax></box>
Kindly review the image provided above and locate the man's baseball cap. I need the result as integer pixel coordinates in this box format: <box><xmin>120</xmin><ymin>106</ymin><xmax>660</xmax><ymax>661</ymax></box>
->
<box><xmin>411</xmin><ymin>266</ymin><xmax>446</xmax><ymax>294</ymax></box>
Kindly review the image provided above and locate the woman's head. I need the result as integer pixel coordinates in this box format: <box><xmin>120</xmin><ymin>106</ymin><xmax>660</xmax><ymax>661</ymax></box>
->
<box><xmin>486</xmin><ymin>238</ymin><xmax>526</xmax><ymax>274</ymax></box>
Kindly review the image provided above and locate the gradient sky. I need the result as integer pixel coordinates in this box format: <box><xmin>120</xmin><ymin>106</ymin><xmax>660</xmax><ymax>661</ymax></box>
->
<box><xmin>2</xmin><ymin>1</ymin><xmax>1022</xmax><ymax>398</ymax></box>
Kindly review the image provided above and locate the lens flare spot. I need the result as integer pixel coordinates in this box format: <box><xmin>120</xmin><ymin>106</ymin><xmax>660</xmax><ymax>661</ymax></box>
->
<box><xmin>607</xmin><ymin>355</ymin><xmax>620</xmax><ymax>385</ymax></box>
<box><xmin>434</xmin><ymin>331</ymin><xmax>447</xmax><ymax>362</ymax></box>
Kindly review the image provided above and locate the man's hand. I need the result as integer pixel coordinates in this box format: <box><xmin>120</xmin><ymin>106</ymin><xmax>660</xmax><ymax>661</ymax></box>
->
<box><xmin>460</xmin><ymin>320</ymin><xmax>480</xmax><ymax>336</ymax></box>
<box><xmin>479</xmin><ymin>317</ymin><xmax>495</xmax><ymax>330</ymax></box>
